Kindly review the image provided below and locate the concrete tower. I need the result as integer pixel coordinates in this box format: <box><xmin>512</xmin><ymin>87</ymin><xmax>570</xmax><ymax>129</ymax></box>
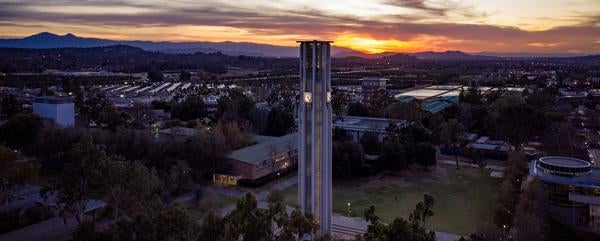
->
<box><xmin>298</xmin><ymin>40</ymin><xmax>332</xmax><ymax>237</ymax></box>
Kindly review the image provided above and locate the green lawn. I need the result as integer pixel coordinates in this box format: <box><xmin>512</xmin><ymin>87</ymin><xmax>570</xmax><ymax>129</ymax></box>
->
<box><xmin>281</xmin><ymin>167</ymin><xmax>500</xmax><ymax>235</ymax></box>
<box><xmin>179</xmin><ymin>192</ymin><xmax>237</xmax><ymax>220</ymax></box>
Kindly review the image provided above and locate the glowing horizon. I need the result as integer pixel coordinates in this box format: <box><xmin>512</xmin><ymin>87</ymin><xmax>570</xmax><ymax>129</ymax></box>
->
<box><xmin>0</xmin><ymin>0</ymin><xmax>599</xmax><ymax>54</ymax></box>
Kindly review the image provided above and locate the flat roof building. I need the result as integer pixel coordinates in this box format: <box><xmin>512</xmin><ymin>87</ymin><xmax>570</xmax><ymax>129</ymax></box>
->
<box><xmin>32</xmin><ymin>96</ymin><xmax>74</xmax><ymax>127</ymax></box>
<box><xmin>333</xmin><ymin>116</ymin><xmax>410</xmax><ymax>142</ymax></box>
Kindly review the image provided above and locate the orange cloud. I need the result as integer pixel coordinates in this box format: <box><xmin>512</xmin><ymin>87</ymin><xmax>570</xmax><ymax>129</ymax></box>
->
<box><xmin>527</xmin><ymin>42</ymin><xmax>560</xmax><ymax>48</ymax></box>
<box><xmin>333</xmin><ymin>35</ymin><xmax>428</xmax><ymax>53</ymax></box>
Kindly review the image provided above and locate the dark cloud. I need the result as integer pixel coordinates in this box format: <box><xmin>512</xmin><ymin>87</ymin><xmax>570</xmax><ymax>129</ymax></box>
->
<box><xmin>383</xmin><ymin>0</ymin><xmax>447</xmax><ymax>15</ymax></box>
<box><xmin>0</xmin><ymin>0</ymin><xmax>598</xmax><ymax>53</ymax></box>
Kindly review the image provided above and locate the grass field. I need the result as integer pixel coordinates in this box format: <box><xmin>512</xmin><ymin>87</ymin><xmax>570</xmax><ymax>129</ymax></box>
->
<box><xmin>179</xmin><ymin>192</ymin><xmax>237</xmax><ymax>220</ymax></box>
<box><xmin>281</xmin><ymin>166</ymin><xmax>500</xmax><ymax>235</ymax></box>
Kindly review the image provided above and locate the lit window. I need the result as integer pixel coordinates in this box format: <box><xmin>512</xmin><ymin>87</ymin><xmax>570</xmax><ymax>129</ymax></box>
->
<box><xmin>304</xmin><ymin>92</ymin><xmax>312</xmax><ymax>103</ymax></box>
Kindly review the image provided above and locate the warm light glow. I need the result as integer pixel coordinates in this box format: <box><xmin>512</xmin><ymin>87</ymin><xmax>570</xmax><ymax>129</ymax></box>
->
<box><xmin>0</xmin><ymin>0</ymin><xmax>598</xmax><ymax>54</ymax></box>
<box><xmin>334</xmin><ymin>35</ymin><xmax>427</xmax><ymax>54</ymax></box>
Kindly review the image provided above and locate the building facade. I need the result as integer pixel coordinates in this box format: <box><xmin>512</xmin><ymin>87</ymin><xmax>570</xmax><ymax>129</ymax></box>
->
<box><xmin>530</xmin><ymin>156</ymin><xmax>600</xmax><ymax>234</ymax></box>
<box><xmin>298</xmin><ymin>40</ymin><xmax>332</xmax><ymax>236</ymax></box>
<box><xmin>333</xmin><ymin>115</ymin><xmax>411</xmax><ymax>142</ymax></box>
<box><xmin>32</xmin><ymin>96</ymin><xmax>75</xmax><ymax>127</ymax></box>
<box><xmin>223</xmin><ymin>133</ymin><xmax>298</xmax><ymax>186</ymax></box>
<box><xmin>361</xmin><ymin>77</ymin><xmax>387</xmax><ymax>104</ymax></box>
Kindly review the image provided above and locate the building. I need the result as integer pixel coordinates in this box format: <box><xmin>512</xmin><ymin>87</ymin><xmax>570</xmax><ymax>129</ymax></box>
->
<box><xmin>32</xmin><ymin>96</ymin><xmax>75</xmax><ymax>127</ymax></box>
<box><xmin>156</xmin><ymin>127</ymin><xmax>199</xmax><ymax>139</ymax></box>
<box><xmin>219</xmin><ymin>133</ymin><xmax>298</xmax><ymax>186</ymax></box>
<box><xmin>464</xmin><ymin>136</ymin><xmax>512</xmax><ymax>160</ymax></box>
<box><xmin>298</xmin><ymin>40</ymin><xmax>332</xmax><ymax>236</ymax></box>
<box><xmin>361</xmin><ymin>77</ymin><xmax>387</xmax><ymax>104</ymax></box>
<box><xmin>333</xmin><ymin>116</ymin><xmax>410</xmax><ymax>142</ymax></box>
<box><xmin>530</xmin><ymin>156</ymin><xmax>600</xmax><ymax>234</ymax></box>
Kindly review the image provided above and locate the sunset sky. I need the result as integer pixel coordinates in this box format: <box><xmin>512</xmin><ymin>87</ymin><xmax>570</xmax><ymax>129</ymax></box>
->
<box><xmin>0</xmin><ymin>0</ymin><xmax>599</xmax><ymax>54</ymax></box>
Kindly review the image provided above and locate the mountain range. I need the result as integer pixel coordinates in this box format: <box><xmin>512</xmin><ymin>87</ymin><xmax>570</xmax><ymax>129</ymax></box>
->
<box><xmin>0</xmin><ymin>32</ymin><xmax>595</xmax><ymax>59</ymax></box>
<box><xmin>0</xmin><ymin>32</ymin><xmax>341</xmax><ymax>57</ymax></box>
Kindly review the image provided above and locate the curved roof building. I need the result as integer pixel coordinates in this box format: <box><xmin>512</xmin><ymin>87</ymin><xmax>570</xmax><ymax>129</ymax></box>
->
<box><xmin>530</xmin><ymin>156</ymin><xmax>600</xmax><ymax>234</ymax></box>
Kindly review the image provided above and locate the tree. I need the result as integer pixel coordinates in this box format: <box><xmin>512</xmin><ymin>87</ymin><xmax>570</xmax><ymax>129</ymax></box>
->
<box><xmin>369</xmin><ymin>90</ymin><xmax>393</xmax><ymax>117</ymax></box>
<box><xmin>542</xmin><ymin>122</ymin><xmax>582</xmax><ymax>158</ymax></box>
<box><xmin>101</xmin><ymin>157</ymin><xmax>162</xmax><ymax>221</ymax></box>
<box><xmin>216</xmin><ymin>89</ymin><xmax>255</xmax><ymax>122</ymax></box>
<box><xmin>464</xmin><ymin>148</ymin><xmax>486</xmax><ymax>169</ymax></box>
<box><xmin>130</xmin><ymin>102</ymin><xmax>151</xmax><ymax>128</ymax></box>
<box><xmin>163</xmin><ymin>160</ymin><xmax>194</xmax><ymax>195</ymax></box>
<box><xmin>264</xmin><ymin>107</ymin><xmax>294</xmax><ymax>136</ymax></box>
<box><xmin>512</xmin><ymin>179</ymin><xmax>549</xmax><ymax>241</ymax></box>
<box><xmin>114</xmin><ymin>199</ymin><xmax>198</xmax><ymax>241</ymax></box>
<box><xmin>359</xmin><ymin>195</ymin><xmax>436</xmax><ymax>241</ymax></box>
<box><xmin>524</xmin><ymin>88</ymin><xmax>555</xmax><ymax>110</ymax></box>
<box><xmin>266</xmin><ymin>84</ymin><xmax>295</xmax><ymax>112</ymax></box>
<box><xmin>57</xmin><ymin>135</ymin><xmax>107</xmax><ymax>224</ymax></box>
<box><xmin>460</xmin><ymin>84</ymin><xmax>483</xmax><ymax>105</ymax></box>
<box><xmin>180</xmin><ymin>70</ymin><xmax>192</xmax><ymax>81</ymax></box>
<box><xmin>97</xmin><ymin>103</ymin><xmax>131</xmax><ymax>132</ymax></box>
<box><xmin>171</xmin><ymin>95</ymin><xmax>206</xmax><ymax>121</ymax></box>
<box><xmin>214</xmin><ymin>121</ymin><xmax>254</xmax><ymax>150</ymax></box>
<box><xmin>225</xmin><ymin>193</ymin><xmax>272</xmax><ymax>241</ymax></box>
<box><xmin>440</xmin><ymin>119</ymin><xmax>464</xmax><ymax>169</ymax></box>
<box><xmin>147</xmin><ymin>68</ymin><xmax>164</xmax><ymax>82</ymax></box>
<box><xmin>492</xmin><ymin>151</ymin><xmax>528</xmax><ymax>229</ymax></box>
<box><xmin>496</xmin><ymin>104</ymin><xmax>548</xmax><ymax>149</ymax></box>
<box><xmin>387</xmin><ymin>101</ymin><xmax>421</xmax><ymax>122</ymax></box>
<box><xmin>415</xmin><ymin>143</ymin><xmax>437</xmax><ymax>171</ymax></box>
<box><xmin>198</xmin><ymin>211</ymin><xmax>226</xmax><ymax>241</ymax></box>
<box><xmin>151</xmin><ymin>100</ymin><xmax>172</xmax><ymax>111</ymax></box>
<box><xmin>0</xmin><ymin>93</ymin><xmax>22</xmax><ymax>118</ymax></box>
<box><xmin>360</xmin><ymin>132</ymin><xmax>380</xmax><ymax>154</ymax></box>
<box><xmin>331</xmin><ymin>90</ymin><xmax>349</xmax><ymax>118</ymax></box>
<box><xmin>0</xmin><ymin>112</ymin><xmax>43</xmax><ymax>149</ymax></box>
<box><xmin>409</xmin><ymin>194</ymin><xmax>435</xmax><ymax>228</ymax></box>
<box><xmin>347</xmin><ymin>102</ymin><xmax>369</xmax><ymax>116</ymax></box>
<box><xmin>0</xmin><ymin>146</ymin><xmax>39</xmax><ymax>205</ymax></box>
<box><xmin>286</xmin><ymin>208</ymin><xmax>319</xmax><ymax>240</ymax></box>
<box><xmin>380</xmin><ymin>133</ymin><xmax>407</xmax><ymax>171</ymax></box>
<box><xmin>333</xmin><ymin>141</ymin><xmax>365</xmax><ymax>178</ymax></box>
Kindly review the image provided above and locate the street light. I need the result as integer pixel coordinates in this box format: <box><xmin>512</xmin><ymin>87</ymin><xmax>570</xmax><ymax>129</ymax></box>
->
<box><xmin>347</xmin><ymin>202</ymin><xmax>352</xmax><ymax>216</ymax></box>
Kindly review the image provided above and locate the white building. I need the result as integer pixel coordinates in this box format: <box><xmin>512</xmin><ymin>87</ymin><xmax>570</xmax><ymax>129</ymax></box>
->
<box><xmin>33</xmin><ymin>96</ymin><xmax>75</xmax><ymax>127</ymax></box>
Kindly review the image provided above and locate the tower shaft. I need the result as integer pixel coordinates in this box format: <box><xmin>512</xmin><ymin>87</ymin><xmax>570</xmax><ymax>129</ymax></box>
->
<box><xmin>298</xmin><ymin>40</ymin><xmax>332</xmax><ymax>237</ymax></box>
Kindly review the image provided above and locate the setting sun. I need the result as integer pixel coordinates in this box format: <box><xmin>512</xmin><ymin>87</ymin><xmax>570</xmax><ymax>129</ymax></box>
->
<box><xmin>334</xmin><ymin>35</ymin><xmax>426</xmax><ymax>54</ymax></box>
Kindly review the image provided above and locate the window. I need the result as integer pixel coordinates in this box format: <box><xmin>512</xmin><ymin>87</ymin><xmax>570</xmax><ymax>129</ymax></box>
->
<box><xmin>304</xmin><ymin>92</ymin><xmax>312</xmax><ymax>103</ymax></box>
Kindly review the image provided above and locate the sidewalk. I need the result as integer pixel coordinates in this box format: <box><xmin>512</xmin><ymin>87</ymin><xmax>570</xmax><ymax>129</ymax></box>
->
<box><xmin>438</xmin><ymin>159</ymin><xmax>506</xmax><ymax>171</ymax></box>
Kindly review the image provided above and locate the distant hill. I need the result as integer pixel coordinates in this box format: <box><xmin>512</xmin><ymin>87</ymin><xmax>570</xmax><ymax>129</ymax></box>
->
<box><xmin>0</xmin><ymin>32</ymin><xmax>354</xmax><ymax>57</ymax></box>
<box><xmin>409</xmin><ymin>51</ymin><xmax>499</xmax><ymax>60</ymax></box>
<box><xmin>335</xmin><ymin>50</ymin><xmax>500</xmax><ymax>60</ymax></box>
<box><xmin>332</xmin><ymin>51</ymin><xmax>399</xmax><ymax>59</ymax></box>
<box><xmin>476</xmin><ymin>52</ymin><xmax>586</xmax><ymax>58</ymax></box>
<box><xmin>0</xmin><ymin>45</ymin><xmax>299</xmax><ymax>73</ymax></box>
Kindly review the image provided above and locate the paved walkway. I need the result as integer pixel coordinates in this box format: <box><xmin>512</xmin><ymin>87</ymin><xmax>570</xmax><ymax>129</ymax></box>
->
<box><xmin>438</xmin><ymin>159</ymin><xmax>506</xmax><ymax>171</ymax></box>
